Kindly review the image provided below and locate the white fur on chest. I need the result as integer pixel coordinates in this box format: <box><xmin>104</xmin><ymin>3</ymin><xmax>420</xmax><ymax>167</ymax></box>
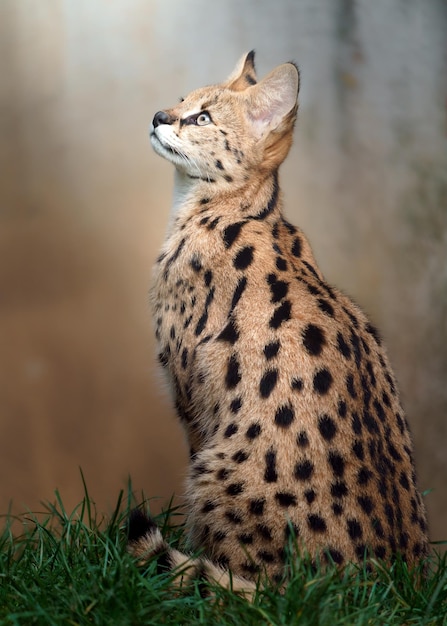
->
<box><xmin>166</xmin><ymin>170</ymin><xmax>196</xmax><ymax>231</ymax></box>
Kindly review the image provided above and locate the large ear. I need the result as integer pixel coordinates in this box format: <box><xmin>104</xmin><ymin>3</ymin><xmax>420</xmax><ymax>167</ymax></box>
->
<box><xmin>225</xmin><ymin>50</ymin><xmax>257</xmax><ymax>91</ymax></box>
<box><xmin>245</xmin><ymin>63</ymin><xmax>299</xmax><ymax>137</ymax></box>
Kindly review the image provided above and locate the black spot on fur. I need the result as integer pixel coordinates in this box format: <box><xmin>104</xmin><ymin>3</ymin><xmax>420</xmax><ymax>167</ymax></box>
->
<box><xmin>222</xmin><ymin>221</ymin><xmax>246</xmax><ymax>248</ymax></box>
<box><xmin>313</xmin><ymin>369</ymin><xmax>333</xmax><ymax>395</ymax></box>
<box><xmin>328</xmin><ymin>451</ymin><xmax>345</xmax><ymax>477</ymax></box>
<box><xmin>373</xmin><ymin>399</ymin><xmax>386</xmax><ymax>423</ymax></box>
<box><xmin>331</xmin><ymin>481</ymin><xmax>348</xmax><ymax>498</ymax></box>
<box><xmin>399</xmin><ymin>471</ymin><xmax>410</xmax><ymax>491</ymax></box>
<box><xmin>282</xmin><ymin>219</ymin><xmax>297</xmax><ymax>234</ymax></box>
<box><xmin>326</xmin><ymin>548</ymin><xmax>344</xmax><ymax>565</ymax></box>
<box><xmin>230</xmin><ymin>276</ymin><xmax>247</xmax><ymax>312</ymax></box>
<box><xmin>275</xmin><ymin>492</ymin><xmax>297</xmax><ymax>507</ymax></box>
<box><xmin>267</xmin><ymin>275</ymin><xmax>289</xmax><ymax>303</ymax></box>
<box><xmin>246</xmin><ymin>423</ymin><xmax>261</xmax><ymax>439</ymax></box>
<box><xmin>347</xmin><ymin>519</ymin><xmax>363</xmax><ymax>541</ymax></box>
<box><xmin>250</xmin><ymin>498</ymin><xmax>265</xmax><ymax>515</ymax></box>
<box><xmin>202</xmin><ymin>500</ymin><xmax>217</xmax><ymax>513</ymax></box>
<box><xmin>371</xmin><ymin>517</ymin><xmax>386</xmax><ymax>539</ymax></box>
<box><xmin>264</xmin><ymin>341</ymin><xmax>280</xmax><ymax>360</ymax></box>
<box><xmin>346</xmin><ymin>374</ymin><xmax>357</xmax><ymax>398</ymax></box>
<box><xmin>363</xmin><ymin>409</ymin><xmax>379</xmax><ymax>434</ymax></box>
<box><xmin>217</xmin><ymin>318</ymin><xmax>239</xmax><ymax>344</ymax></box>
<box><xmin>294</xmin><ymin>459</ymin><xmax>314</xmax><ymax>481</ymax></box>
<box><xmin>195</xmin><ymin>311</ymin><xmax>208</xmax><ymax>336</ymax></box>
<box><xmin>297</xmin><ymin>431</ymin><xmax>309</xmax><ymax>447</ymax></box>
<box><xmin>226</xmin><ymin>482</ymin><xmax>244</xmax><ymax>496</ymax></box>
<box><xmin>259</xmin><ymin>369</ymin><xmax>278</xmax><ymax>398</ymax></box>
<box><xmin>225</xmin><ymin>354</ymin><xmax>241</xmax><ymax>389</ymax></box>
<box><xmin>190</xmin><ymin>255</ymin><xmax>202</xmax><ymax>272</ymax></box>
<box><xmin>351</xmin><ymin>412</ymin><xmax>362</xmax><ymax>435</ymax></box>
<box><xmin>350</xmin><ymin>330</ymin><xmax>362</xmax><ymax>367</ymax></box>
<box><xmin>332</xmin><ymin>503</ymin><xmax>343</xmax><ymax>516</ymax></box>
<box><xmin>224</xmin><ymin>423</ymin><xmax>238</xmax><ymax>438</ymax></box>
<box><xmin>318</xmin><ymin>415</ymin><xmax>337</xmax><ymax>440</ymax></box>
<box><xmin>256</xmin><ymin>524</ymin><xmax>273</xmax><ymax>541</ymax></box>
<box><xmin>192</xmin><ymin>462</ymin><xmax>211</xmax><ymax>476</ymax></box>
<box><xmin>317</xmin><ymin>298</ymin><xmax>334</xmax><ymax>317</ymax></box>
<box><xmin>291</xmin><ymin>236</ymin><xmax>302</xmax><ymax>257</ymax></box>
<box><xmin>274</xmin><ymin>404</ymin><xmax>295</xmax><ymax>428</ymax></box>
<box><xmin>365</xmin><ymin>323</ymin><xmax>382</xmax><ymax>346</ymax></box>
<box><xmin>216</xmin><ymin>468</ymin><xmax>230</xmax><ymax>480</ymax></box>
<box><xmin>308</xmin><ymin>514</ymin><xmax>327</xmax><ymax>533</ymax></box>
<box><xmin>337</xmin><ymin>332</ymin><xmax>351</xmax><ymax>359</ymax></box>
<box><xmin>305</xmin><ymin>489</ymin><xmax>316</xmax><ymax>504</ymax></box>
<box><xmin>207</xmin><ymin>216</ymin><xmax>220</xmax><ymax>229</ymax></box>
<box><xmin>302</xmin><ymin>324</ymin><xmax>326</xmax><ymax>356</ymax></box>
<box><xmin>302</xmin><ymin>260</ymin><xmax>319</xmax><ymax>278</ymax></box>
<box><xmin>270</xmin><ymin>300</ymin><xmax>292</xmax><ymax>329</ymax></box>
<box><xmin>181</xmin><ymin>347</ymin><xmax>188</xmax><ymax>369</ymax></box>
<box><xmin>343</xmin><ymin>307</ymin><xmax>359</xmax><ymax>328</ymax></box>
<box><xmin>232</xmin><ymin>450</ymin><xmax>249</xmax><ymax>464</ymax></box>
<box><xmin>352</xmin><ymin>440</ymin><xmax>365</xmax><ymax>461</ymax></box>
<box><xmin>291</xmin><ymin>377</ymin><xmax>304</xmax><ymax>392</ymax></box>
<box><xmin>225</xmin><ymin>510</ymin><xmax>243</xmax><ymax>524</ymax></box>
<box><xmin>358</xmin><ymin>495</ymin><xmax>374</xmax><ymax>516</ymax></box>
<box><xmin>374</xmin><ymin>545</ymin><xmax>387</xmax><ymax>559</ymax></box>
<box><xmin>213</xmin><ymin>530</ymin><xmax>227</xmax><ymax>543</ymax></box>
<box><xmin>233</xmin><ymin>246</ymin><xmax>254</xmax><ymax>270</ymax></box>
<box><xmin>264</xmin><ymin>448</ymin><xmax>278</xmax><ymax>483</ymax></box>
<box><xmin>337</xmin><ymin>400</ymin><xmax>347</xmax><ymax>418</ymax></box>
<box><xmin>276</xmin><ymin>257</ymin><xmax>288</xmax><ymax>271</ymax></box>
<box><xmin>306</xmin><ymin>283</ymin><xmax>322</xmax><ymax>296</ymax></box>
<box><xmin>230</xmin><ymin>397</ymin><xmax>242</xmax><ymax>414</ymax></box>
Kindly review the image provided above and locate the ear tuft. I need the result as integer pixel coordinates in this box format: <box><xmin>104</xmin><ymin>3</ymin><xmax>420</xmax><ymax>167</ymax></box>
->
<box><xmin>246</xmin><ymin>63</ymin><xmax>299</xmax><ymax>137</ymax></box>
<box><xmin>225</xmin><ymin>50</ymin><xmax>257</xmax><ymax>91</ymax></box>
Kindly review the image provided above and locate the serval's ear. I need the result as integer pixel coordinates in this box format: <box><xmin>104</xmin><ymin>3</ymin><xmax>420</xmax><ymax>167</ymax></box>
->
<box><xmin>244</xmin><ymin>62</ymin><xmax>299</xmax><ymax>138</ymax></box>
<box><xmin>225</xmin><ymin>50</ymin><xmax>257</xmax><ymax>92</ymax></box>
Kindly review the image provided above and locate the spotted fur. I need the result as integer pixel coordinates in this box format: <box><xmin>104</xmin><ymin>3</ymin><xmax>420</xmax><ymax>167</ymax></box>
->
<box><xmin>128</xmin><ymin>52</ymin><xmax>428</xmax><ymax>595</ymax></box>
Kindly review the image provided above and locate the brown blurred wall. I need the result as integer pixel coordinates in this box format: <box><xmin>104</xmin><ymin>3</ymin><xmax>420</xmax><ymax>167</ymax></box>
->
<box><xmin>0</xmin><ymin>1</ymin><xmax>446</xmax><ymax>543</ymax></box>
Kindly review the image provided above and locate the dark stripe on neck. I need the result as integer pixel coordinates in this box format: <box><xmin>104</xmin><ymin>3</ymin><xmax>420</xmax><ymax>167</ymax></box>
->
<box><xmin>188</xmin><ymin>175</ymin><xmax>216</xmax><ymax>183</ymax></box>
<box><xmin>248</xmin><ymin>171</ymin><xmax>279</xmax><ymax>221</ymax></box>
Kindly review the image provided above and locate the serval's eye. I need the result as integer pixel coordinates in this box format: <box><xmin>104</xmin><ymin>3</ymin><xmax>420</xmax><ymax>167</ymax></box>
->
<box><xmin>196</xmin><ymin>112</ymin><xmax>211</xmax><ymax>126</ymax></box>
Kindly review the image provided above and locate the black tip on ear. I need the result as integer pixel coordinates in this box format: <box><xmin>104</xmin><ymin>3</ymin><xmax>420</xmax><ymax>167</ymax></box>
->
<box><xmin>247</xmin><ymin>50</ymin><xmax>256</xmax><ymax>66</ymax></box>
<box><xmin>127</xmin><ymin>508</ymin><xmax>157</xmax><ymax>542</ymax></box>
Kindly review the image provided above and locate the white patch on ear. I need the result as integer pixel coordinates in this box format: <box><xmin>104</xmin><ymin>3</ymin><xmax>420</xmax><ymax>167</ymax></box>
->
<box><xmin>246</xmin><ymin>63</ymin><xmax>299</xmax><ymax>137</ymax></box>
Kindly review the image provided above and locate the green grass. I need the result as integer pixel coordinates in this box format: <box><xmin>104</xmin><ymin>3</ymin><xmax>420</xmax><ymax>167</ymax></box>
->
<box><xmin>0</xmin><ymin>482</ymin><xmax>446</xmax><ymax>625</ymax></box>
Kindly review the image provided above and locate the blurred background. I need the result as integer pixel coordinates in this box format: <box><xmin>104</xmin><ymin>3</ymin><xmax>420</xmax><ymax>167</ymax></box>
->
<box><xmin>0</xmin><ymin>1</ymin><xmax>446</xmax><ymax>544</ymax></box>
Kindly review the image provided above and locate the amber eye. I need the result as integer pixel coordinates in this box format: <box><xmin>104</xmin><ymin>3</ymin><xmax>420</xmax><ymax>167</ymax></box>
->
<box><xmin>196</xmin><ymin>112</ymin><xmax>211</xmax><ymax>126</ymax></box>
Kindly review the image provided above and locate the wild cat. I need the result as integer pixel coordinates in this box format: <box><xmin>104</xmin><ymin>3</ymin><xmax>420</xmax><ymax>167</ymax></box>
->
<box><xmin>128</xmin><ymin>51</ymin><xmax>428</xmax><ymax>594</ymax></box>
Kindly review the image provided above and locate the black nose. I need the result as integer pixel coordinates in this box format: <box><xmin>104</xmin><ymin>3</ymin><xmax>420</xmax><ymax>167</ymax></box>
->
<box><xmin>153</xmin><ymin>110</ymin><xmax>173</xmax><ymax>128</ymax></box>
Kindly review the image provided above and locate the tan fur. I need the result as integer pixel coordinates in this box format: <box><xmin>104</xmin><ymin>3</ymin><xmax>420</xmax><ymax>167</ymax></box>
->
<box><xmin>134</xmin><ymin>52</ymin><xmax>428</xmax><ymax>591</ymax></box>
